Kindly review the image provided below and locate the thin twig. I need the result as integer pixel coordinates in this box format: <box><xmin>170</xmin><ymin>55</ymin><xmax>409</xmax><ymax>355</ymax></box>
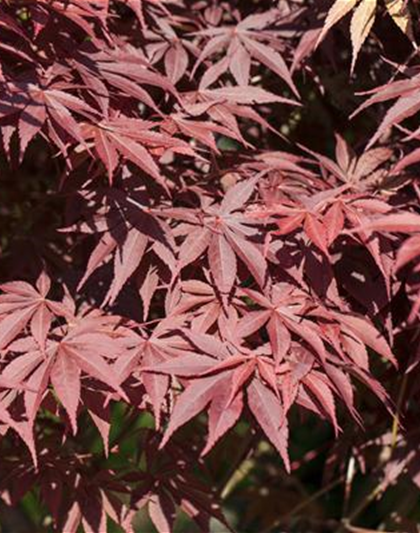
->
<box><xmin>219</xmin><ymin>430</ymin><xmax>257</xmax><ymax>499</ymax></box>
<box><xmin>263</xmin><ymin>474</ymin><xmax>346</xmax><ymax>533</ymax></box>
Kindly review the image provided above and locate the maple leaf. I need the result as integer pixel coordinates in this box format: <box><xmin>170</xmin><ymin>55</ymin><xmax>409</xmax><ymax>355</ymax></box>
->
<box><xmin>93</xmin><ymin>45</ymin><xmax>179</xmax><ymax>102</ymax></box>
<box><xmin>0</xmin><ymin>72</ymin><xmax>98</xmax><ymax>160</ymax></box>
<box><xmin>29</xmin><ymin>452</ymin><xmax>128</xmax><ymax>533</ymax></box>
<box><xmin>352</xmin><ymin>211</ymin><xmax>420</xmax><ymax>320</ymax></box>
<box><xmin>177</xmin><ymin>84</ymin><xmax>298</xmax><ymax>150</ymax></box>
<box><xmin>122</xmin><ymin>0</ymin><xmax>174</xmax><ymax>28</ymax></box>
<box><xmin>193</xmin><ymin>9</ymin><xmax>298</xmax><ymax>95</ymax></box>
<box><xmin>0</xmin><ymin>272</ymin><xmax>66</xmax><ymax>350</ymax></box>
<box><xmin>68</xmin><ymin>190</ymin><xmax>176</xmax><ymax>304</ymax></box>
<box><xmin>238</xmin><ymin>281</ymin><xmax>395</xmax><ymax>414</ymax></box>
<box><xmin>2</xmin><ymin>310</ymin><xmax>131</xmax><ymax>434</ymax></box>
<box><xmin>239</xmin><ymin>282</ymin><xmax>328</xmax><ymax>367</ymax></box>
<box><xmin>252</xmin><ymin>137</ymin><xmax>395</xmax><ymax>292</ymax></box>
<box><xmin>247</xmin><ymin>378</ymin><xmax>290</xmax><ymax>470</ymax></box>
<box><xmin>80</xmin><ymin>116</ymin><xmax>195</xmax><ymax>185</ymax></box>
<box><xmin>144</xmin><ymin>330</ymin><xmax>290</xmax><ymax>466</ymax></box>
<box><xmin>308</xmin><ymin>135</ymin><xmax>393</xmax><ymax>192</ymax></box>
<box><xmin>318</xmin><ymin>0</ymin><xmax>414</xmax><ymax>72</ymax></box>
<box><xmin>163</xmin><ymin>110</ymin><xmax>246</xmax><ymax>152</ymax></box>
<box><xmin>112</xmin><ymin>315</ymin><xmax>191</xmax><ymax>427</ymax></box>
<box><xmin>160</xmin><ymin>176</ymin><xmax>267</xmax><ymax>299</ymax></box>
<box><xmin>32</xmin><ymin>0</ymin><xmax>110</xmax><ymax>37</ymax></box>
<box><xmin>126</xmin><ymin>430</ymin><xmax>231</xmax><ymax>533</ymax></box>
<box><xmin>146</xmin><ymin>18</ymin><xmax>198</xmax><ymax>84</ymax></box>
<box><xmin>171</xmin><ymin>279</ymin><xmax>245</xmax><ymax>333</ymax></box>
<box><xmin>352</xmin><ymin>72</ymin><xmax>420</xmax><ymax>148</ymax></box>
<box><xmin>65</xmin><ymin>43</ymin><xmax>181</xmax><ymax>129</ymax></box>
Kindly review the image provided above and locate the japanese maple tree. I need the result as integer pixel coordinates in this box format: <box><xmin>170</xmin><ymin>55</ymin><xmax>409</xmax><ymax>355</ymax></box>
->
<box><xmin>0</xmin><ymin>0</ymin><xmax>420</xmax><ymax>532</ymax></box>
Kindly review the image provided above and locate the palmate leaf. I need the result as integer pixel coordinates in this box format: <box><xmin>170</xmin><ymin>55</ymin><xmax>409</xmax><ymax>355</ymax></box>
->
<box><xmin>193</xmin><ymin>10</ymin><xmax>299</xmax><ymax>94</ymax></box>
<box><xmin>125</xmin><ymin>430</ymin><xmax>231</xmax><ymax>533</ymax></box>
<box><xmin>91</xmin><ymin>45</ymin><xmax>179</xmax><ymax>106</ymax></box>
<box><xmin>247</xmin><ymin>378</ymin><xmax>290</xmax><ymax>471</ymax></box>
<box><xmin>0</xmin><ymin>272</ymin><xmax>63</xmax><ymax>350</ymax></box>
<box><xmin>317</xmin><ymin>0</ymin><xmax>414</xmax><ymax>72</ymax></box>
<box><xmin>48</xmin><ymin>458</ymin><xmax>127</xmax><ymax>533</ymax></box>
<box><xmin>81</xmin><ymin>117</ymin><xmax>195</xmax><ymax>185</ymax></box>
<box><xmin>122</xmin><ymin>0</ymin><xmax>173</xmax><ymax>28</ymax></box>
<box><xmin>32</xmin><ymin>0</ymin><xmax>110</xmax><ymax>35</ymax></box>
<box><xmin>72</xmin><ymin>195</ymin><xmax>176</xmax><ymax>305</ymax></box>
<box><xmin>354</xmin><ymin>211</ymin><xmax>420</xmax><ymax>319</ymax></box>
<box><xmin>161</xmin><ymin>176</ymin><xmax>267</xmax><ymax>298</ymax></box>
<box><xmin>148</xmin><ymin>348</ymin><xmax>290</xmax><ymax>468</ymax></box>
<box><xmin>0</xmin><ymin>75</ymin><xmax>98</xmax><ymax>160</ymax></box>
<box><xmin>350</xmin><ymin>0</ymin><xmax>377</xmax><ymax>74</ymax></box>
<box><xmin>241</xmin><ymin>283</ymin><xmax>328</xmax><ymax>366</ymax></box>
<box><xmin>146</xmin><ymin>17</ymin><xmax>194</xmax><ymax>85</ymax></box>
<box><xmin>170</xmin><ymin>279</ymin><xmax>244</xmax><ymax>333</ymax></box>
<box><xmin>355</xmin><ymin>82</ymin><xmax>420</xmax><ymax>149</ymax></box>
<box><xmin>385</xmin><ymin>0</ymin><xmax>413</xmax><ymax>36</ymax></box>
<box><xmin>0</xmin><ymin>281</ymin><xmax>134</xmax><ymax>441</ymax></box>
<box><xmin>2</xmin><ymin>327</ymin><xmax>129</xmax><ymax>437</ymax></box>
<box><xmin>254</xmin><ymin>136</ymin><xmax>396</xmax><ymax>299</ymax></box>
